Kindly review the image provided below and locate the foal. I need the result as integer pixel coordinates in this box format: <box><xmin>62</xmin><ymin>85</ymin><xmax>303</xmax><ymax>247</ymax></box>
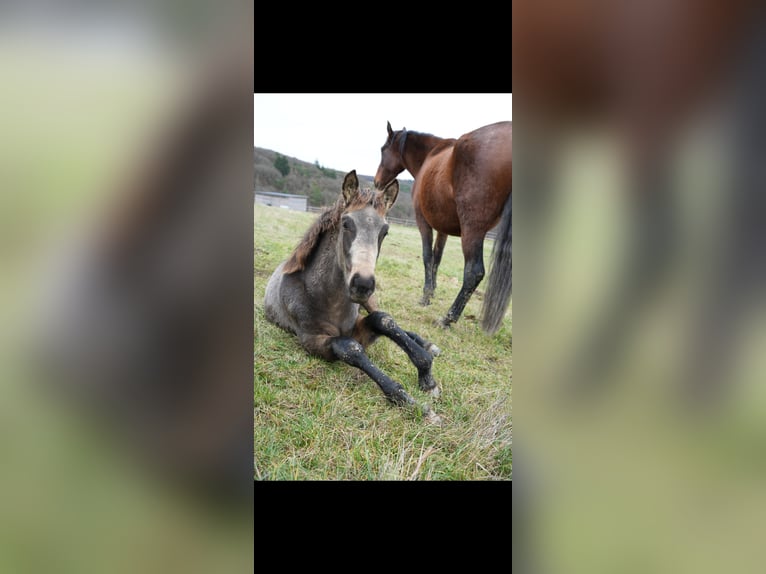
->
<box><xmin>264</xmin><ymin>170</ymin><xmax>441</xmax><ymax>420</ymax></box>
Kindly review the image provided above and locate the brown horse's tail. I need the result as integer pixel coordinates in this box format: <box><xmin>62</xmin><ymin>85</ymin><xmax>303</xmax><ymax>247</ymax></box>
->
<box><xmin>481</xmin><ymin>192</ymin><xmax>512</xmax><ymax>334</ymax></box>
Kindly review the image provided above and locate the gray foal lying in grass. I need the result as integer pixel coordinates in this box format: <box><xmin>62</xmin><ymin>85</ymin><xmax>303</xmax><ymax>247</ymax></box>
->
<box><xmin>264</xmin><ymin>170</ymin><xmax>442</xmax><ymax>422</ymax></box>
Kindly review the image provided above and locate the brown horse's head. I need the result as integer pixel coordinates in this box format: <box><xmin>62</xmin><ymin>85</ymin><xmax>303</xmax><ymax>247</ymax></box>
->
<box><xmin>338</xmin><ymin>170</ymin><xmax>399</xmax><ymax>304</ymax></box>
<box><xmin>374</xmin><ymin>121</ymin><xmax>407</xmax><ymax>190</ymax></box>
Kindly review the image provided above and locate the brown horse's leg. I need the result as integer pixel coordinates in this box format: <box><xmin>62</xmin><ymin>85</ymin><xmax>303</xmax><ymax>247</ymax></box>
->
<box><xmin>439</xmin><ymin>234</ymin><xmax>486</xmax><ymax>328</ymax></box>
<box><xmin>431</xmin><ymin>231</ymin><xmax>449</xmax><ymax>295</ymax></box>
<box><xmin>416</xmin><ymin>211</ymin><xmax>437</xmax><ymax>306</ymax></box>
<box><xmin>359</xmin><ymin>311</ymin><xmax>441</xmax><ymax>397</ymax></box>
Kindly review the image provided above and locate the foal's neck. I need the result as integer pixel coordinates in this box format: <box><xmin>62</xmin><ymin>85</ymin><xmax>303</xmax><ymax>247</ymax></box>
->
<box><xmin>305</xmin><ymin>229</ymin><xmax>345</xmax><ymax>290</ymax></box>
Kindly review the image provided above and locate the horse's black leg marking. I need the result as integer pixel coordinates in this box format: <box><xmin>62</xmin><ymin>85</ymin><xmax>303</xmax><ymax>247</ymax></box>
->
<box><xmin>431</xmin><ymin>232</ymin><xmax>449</xmax><ymax>295</ymax></box>
<box><xmin>442</xmin><ymin>240</ymin><xmax>485</xmax><ymax>327</ymax></box>
<box><xmin>330</xmin><ymin>337</ymin><xmax>416</xmax><ymax>407</ymax></box>
<box><xmin>420</xmin><ymin>228</ymin><xmax>435</xmax><ymax>305</ymax></box>
<box><xmin>417</xmin><ymin>213</ymin><xmax>436</xmax><ymax>306</ymax></box>
<box><xmin>363</xmin><ymin>312</ymin><xmax>439</xmax><ymax>394</ymax></box>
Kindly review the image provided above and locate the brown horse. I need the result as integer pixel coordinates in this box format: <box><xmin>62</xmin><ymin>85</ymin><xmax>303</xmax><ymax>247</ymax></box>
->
<box><xmin>264</xmin><ymin>170</ymin><xmax>442</xmax><ymax>422</ymax></box>
<box><xmin>374</xmin><ymin>121</ymin><xmax>512</xmax><ymax>334</ymax></box>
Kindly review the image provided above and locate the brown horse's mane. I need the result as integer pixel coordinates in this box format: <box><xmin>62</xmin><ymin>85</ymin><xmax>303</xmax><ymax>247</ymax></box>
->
<box><xmin>429</xmin><ymin>139</ymin><xmax>456</xmax><ymax>155</ymax></box>
<box><xmin>395</xmin><ymin>129</ymin><xmax>455</xmax><ymax>160</ymax></box>
<box><xmin>282</xmin><ymin>187</ymin><xmax>382</xmax><ymax>274</ymax></box>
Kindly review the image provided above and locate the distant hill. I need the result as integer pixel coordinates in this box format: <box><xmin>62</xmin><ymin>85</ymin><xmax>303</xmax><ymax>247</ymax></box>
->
<box><xmin>254</xmin><ymin>147</ymin><xmax>416</xmax><ymax>221</ymax></box>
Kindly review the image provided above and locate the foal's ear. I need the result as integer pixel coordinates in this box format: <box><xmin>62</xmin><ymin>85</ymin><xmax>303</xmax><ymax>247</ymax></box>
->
<box><xmin>380</xmin><ymin>178</ymin><xmax>399</xmax><ymax>212</ymax></box>
<box><xmin>342</xmin><ymin>170</ymin><xmax>360</xmax><ymax>205</ymax></box>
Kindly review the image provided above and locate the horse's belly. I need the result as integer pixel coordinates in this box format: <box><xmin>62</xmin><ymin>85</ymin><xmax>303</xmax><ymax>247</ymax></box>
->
<box><xmin>422</xmin><ymin>202</ymin><xmax>461</xmax><ymax>236</ymax></box>
<box><xmin>415</xmin><ymin>178</ymin><xmax>461</xmax><ymax>236</ymax></box>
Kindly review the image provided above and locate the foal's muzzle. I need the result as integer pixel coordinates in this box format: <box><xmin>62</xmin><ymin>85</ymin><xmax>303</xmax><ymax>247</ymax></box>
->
<box><xmin>349</xmin><ymin>273</ymin><xmax>375</xmax><ymax>302</ymax></box>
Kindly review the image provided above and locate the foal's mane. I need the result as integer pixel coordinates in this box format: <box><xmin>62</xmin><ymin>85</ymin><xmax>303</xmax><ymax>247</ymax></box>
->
<box><xmin>282</xmin><ymin>187</ymin><xmax>382</xmax><ymax>274</ymax></box>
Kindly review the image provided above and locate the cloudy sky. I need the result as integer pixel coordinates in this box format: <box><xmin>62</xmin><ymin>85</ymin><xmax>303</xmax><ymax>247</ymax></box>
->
<box><xmin>253</xmin><ymin>94</ymin><xmax>512</xmax><ymax>178</ymax></box>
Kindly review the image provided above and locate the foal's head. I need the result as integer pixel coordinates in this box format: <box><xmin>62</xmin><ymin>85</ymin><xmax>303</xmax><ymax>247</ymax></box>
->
<box><xmin>338</xmin><ymin>170</ymin><xmax>398</xmax><ymax>303</ymax></box>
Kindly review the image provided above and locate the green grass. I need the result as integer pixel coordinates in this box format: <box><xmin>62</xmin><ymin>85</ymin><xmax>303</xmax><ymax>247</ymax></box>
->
<box><xmin>254</xmin><ymin>203</ymin><xmax>512</xmax><ymax>480</ymax></box>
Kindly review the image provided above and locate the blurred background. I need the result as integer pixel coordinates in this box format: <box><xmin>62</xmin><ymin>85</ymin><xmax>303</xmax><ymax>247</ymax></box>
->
<box><xmin>0</xmin><ymin>2</ymin><xmax>253</xmax><ymax>572</ymax></box>
<box><xmin>513</xmin><ymin>1</ymin><xmax>766</xmax><ymax>572</ymax></box>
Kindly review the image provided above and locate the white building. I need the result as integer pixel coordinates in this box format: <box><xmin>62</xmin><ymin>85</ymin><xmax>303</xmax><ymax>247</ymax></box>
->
<box><xmin>254</xmin><ymin>191</ymin><xmax>307</xmax><ymax>212</ymax></box>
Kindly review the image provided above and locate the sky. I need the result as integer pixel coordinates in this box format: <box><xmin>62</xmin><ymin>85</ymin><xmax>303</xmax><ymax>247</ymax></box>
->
<box><xmin>253</xmin><ymin>94</ymin><xmax>512</xmax><ymax>178</ymax></box>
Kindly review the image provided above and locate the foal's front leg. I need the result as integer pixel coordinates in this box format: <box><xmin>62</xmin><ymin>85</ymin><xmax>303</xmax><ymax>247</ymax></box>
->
<box><xmin>357</xmin><ymin>311</ymin><xmax>441</xmax><ymax>398</ymax></box>
<box><xmin>328</xmin><ymin>337</ymin><xmax>418</xmax><ymax>408</ymax></box>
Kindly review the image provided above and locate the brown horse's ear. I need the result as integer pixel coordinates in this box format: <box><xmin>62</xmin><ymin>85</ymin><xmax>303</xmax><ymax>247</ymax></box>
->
<box><xmin>386</xmin><ymin>121</ymin><xmax>393</xmax><ymax>138</ymax></box>
<box><xmin>380</xmin><ymin>178</ymin><xmax>399</xmax><ymax>212</ymax></box>
<box><xmin>342</xmin><ymin>170</ymin><xmax>359</xmax><ymax>205</ymax></box>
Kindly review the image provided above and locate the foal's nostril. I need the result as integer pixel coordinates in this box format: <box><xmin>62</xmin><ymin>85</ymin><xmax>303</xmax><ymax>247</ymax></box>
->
<box><xmin>351</xmin><ymin>273</ymin><xmax>375</xmax><ymax>296</ymax></box>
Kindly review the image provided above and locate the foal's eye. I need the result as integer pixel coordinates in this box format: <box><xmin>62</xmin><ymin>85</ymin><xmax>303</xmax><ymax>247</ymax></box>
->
<box><xmin>342</xmin><ymin>217</ymin><xmax>355</xmax><ymax>233</ymax></box>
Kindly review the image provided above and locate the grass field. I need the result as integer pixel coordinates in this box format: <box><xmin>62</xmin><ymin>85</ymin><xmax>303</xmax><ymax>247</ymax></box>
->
<box><xmin>254</xmin><ymin>202</ymin><xmax>512</xmax><ymax>480</ymax></box>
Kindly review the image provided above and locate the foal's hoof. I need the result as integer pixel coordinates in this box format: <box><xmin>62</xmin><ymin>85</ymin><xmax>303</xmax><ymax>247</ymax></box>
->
<box><xmin>419</xmin><ymin>297</ymin><xmax>432</xmax><ymax>307</ymax></box>
<box><xmin>390</xmin><ymin>388</ymin><xmax>416</xmax><ymax>407</ymax></box>
<box><xmin>424</xmin><ymin>409</ymin><xmax>443</xmax><ymax>426</ymax></box>
<box><xmin>419</xmin><ymin>373</ymin><xmax>440</xmax><ymax>397</ymax></box>
<box><xmin>420</xmin><ymin>402</ymin><xmax>442</xmax><ymax>425</ymax></box>
<box><xmin>434</xmin><ymin>316</ymin><xmax>453</xmax><ymax>329</ymax></box>
<box><xmin>425</xmin><ymin>342</ymin><xmax>442</xmax><ymax>357</ymax></box>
